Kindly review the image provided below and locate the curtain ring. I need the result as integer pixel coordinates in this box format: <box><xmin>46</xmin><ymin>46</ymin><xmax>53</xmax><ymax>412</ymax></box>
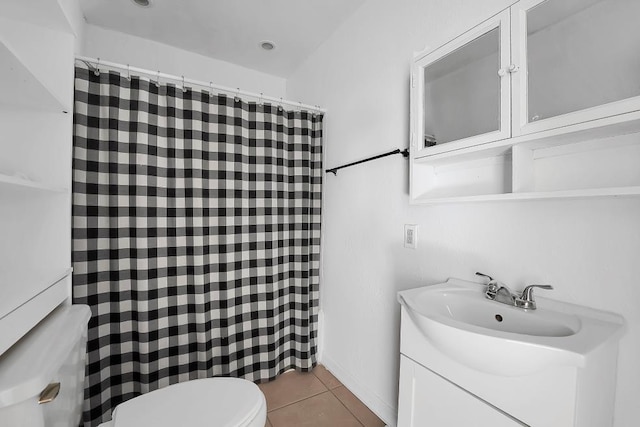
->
<box><xmin>155</xmin><ymin>70</ymin><xmax>160</xmax><ymax>88</ymax></box>
<box><xmin>209</xmin><ymin>82</ymin><xmax>215</xmax><ymax>98</ymax></box>
<box><xmin>259</xmin><ymin>92</ymin><xmax>263</xmax><ymax>106</ymax></box>
<box><xmin>94</xmin><ymin>58</ymin><xmax>100</xmax><ymax>76</ymax></box>
<box><xmin>278</xmin><ymin>97</ymin><xmax>284</xmax><ymax>112</ymax></box>
<box><xmin>126</xmin><ymin>64</ymin><xmax>131</xmax><ymax>81</ymax></box>
<box><xmin>181</xmin><ymin>75</ymin><xmax>187</xmax><ymax>93</ymax></box>
<box><xmin>234</xmin><ymin>88</ymin><xmax>241</xmax><ymax>103</ymax></box>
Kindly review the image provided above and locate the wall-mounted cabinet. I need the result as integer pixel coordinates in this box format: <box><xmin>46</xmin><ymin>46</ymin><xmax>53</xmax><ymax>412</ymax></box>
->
<box><xmin>413</xmin><ymin>10</ymin><xmax>511</xmax><ymax>156</ymax></box>
<box><xmin>0</xmin><ymin>5</ymin><xmax>75</xmax><ymax>355</ymax></box>
<box><xmin>410</xmin><ymin>0</ymin><xmax>640</xmax><ymax>203</ymax></box>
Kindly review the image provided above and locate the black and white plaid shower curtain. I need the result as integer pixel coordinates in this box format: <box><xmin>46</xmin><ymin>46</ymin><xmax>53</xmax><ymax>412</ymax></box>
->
<box><xmin>71</xmin><ymin>67</ymin><xmax>323</xmax><ymax>426</ymax></box>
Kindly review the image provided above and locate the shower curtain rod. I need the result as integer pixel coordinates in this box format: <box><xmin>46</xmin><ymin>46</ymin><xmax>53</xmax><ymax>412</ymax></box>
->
<box><xmin>75</xmin><ymin>55</ymin><xmax>326</xmax><ymax>113</ymax></box>
<box><xmin>326</xmin><ymin>148</ymin><xmax>409</xmax><ymax>175</ymax></box>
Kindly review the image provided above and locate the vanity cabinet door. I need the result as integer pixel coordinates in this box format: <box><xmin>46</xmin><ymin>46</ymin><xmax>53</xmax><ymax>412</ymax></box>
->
<box><xmin>397</xmin><ymin>356</ymin><xmax>525</xmax><ymax>427</ymax></box>
<box><xmin>511</xmin><ymin>0</ymin><xmax>640</xmax><ymax>136</ymax></box>
<box><xmin>412</xmin><ymin>10</ymin><xmax>511</xmax><ymax>157</ymax></box>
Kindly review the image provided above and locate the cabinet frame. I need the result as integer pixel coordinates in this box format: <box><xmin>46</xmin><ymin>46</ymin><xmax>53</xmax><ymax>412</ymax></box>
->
<box><xmin>411</xmin><ymin>9</ymin><xmax>511</xmax><ymax>159</ymax></box>
<box><xmin>510</xmin><ymin>0</ymin><xmax>640</xmax><ymax>138</ymax></box>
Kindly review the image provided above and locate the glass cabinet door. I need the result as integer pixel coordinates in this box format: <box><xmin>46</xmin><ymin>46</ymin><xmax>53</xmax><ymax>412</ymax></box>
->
<box><xmin>512</xmin><ymin>0</ymin><xmax>640</xmax><ymax>135</ymax></box>
<box><xmin>413</xmin><ymin>10</ymin><xmax>511</xmax><ymax>155</ymax></box>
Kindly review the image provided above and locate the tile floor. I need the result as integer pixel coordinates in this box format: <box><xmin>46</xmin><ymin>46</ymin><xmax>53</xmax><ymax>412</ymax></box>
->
<box><xmin>258</xmin><ymin>365</ymin><xmax>386</xmax><ymax>427</ymax></box>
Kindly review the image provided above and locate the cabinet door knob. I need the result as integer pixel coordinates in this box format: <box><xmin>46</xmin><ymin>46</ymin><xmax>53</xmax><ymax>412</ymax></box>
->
<box><xmin>39</xmin><ymin>382</ymin><xmax>61</xmax><ymax>404</ymax></box>
<box><xmin>508</xmin><ymin>64</ymin><xmax>520</xmax><ymax>73</ymax></box>
<box><xmin>497</xmin><ymin>68</ymin><xmax>507</xmax><ymax>77</ymax></box>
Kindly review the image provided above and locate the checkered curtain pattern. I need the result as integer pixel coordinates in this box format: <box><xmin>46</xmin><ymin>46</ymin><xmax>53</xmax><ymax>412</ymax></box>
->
<box><xmin>71</xmin><ymin>67</ymin><xmax>323</xmax><ymax>426</ymax></box>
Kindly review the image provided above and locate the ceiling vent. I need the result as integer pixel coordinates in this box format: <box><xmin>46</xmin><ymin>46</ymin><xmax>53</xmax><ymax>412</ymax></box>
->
<box><xmin>259</xmin><ymin>41</ymin><xmax>276</xmax><ymax>51</ymax></box>
<box><xmin>132</xmin><ymin>0</ymin><xmax>152</xmax><ymax>7</ymax></box>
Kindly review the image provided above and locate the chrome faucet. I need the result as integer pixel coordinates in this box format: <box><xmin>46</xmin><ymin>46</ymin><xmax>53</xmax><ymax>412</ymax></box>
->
<box><xmin>475</xmin><ymin>272</ymin><xmax>515</xmax><ymax>304</ymax></box>
<box><xmin>475</xmin><ymin>272</ymin><xmax>553</xmax><ymax>310</ymax></box>
<box><xmin>514</xmin><ymin>284</ymin><xmax>554</xmax><ymax>310</ymax></box>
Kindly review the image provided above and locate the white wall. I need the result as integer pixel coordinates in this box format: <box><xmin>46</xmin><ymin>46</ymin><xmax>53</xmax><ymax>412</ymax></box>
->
<box><xmin>287</xmin><ymin>0</ymin><xmax>640</xmax><ymax>425</ymax></box>
<box><xmin>81</xmin><ymin>24</ymin><xmax>287</xmax><ymax>98</ymax></box>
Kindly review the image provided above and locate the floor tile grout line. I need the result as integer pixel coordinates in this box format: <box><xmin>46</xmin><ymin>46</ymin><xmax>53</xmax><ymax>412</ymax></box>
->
<box><xmin>312</xmin><ymin>368</ymin><xmax>338</xmax><ymax>391</ymax></box>
<box><xmin>268</xmin><ymin>389</ymin><xmax>365</xmax><ymax>427</ymax></box>
<box><xmin>314</xmin><ymin>367</ymin><xmax>381</xmax><ymax>426</ymax></box>
<box><xmin>312</xmin><ymin>371</ymin><xmax>346</xmax><ymax>393</ymax></box>
<box><xmin>277</xmin><ymin>388</ymin><xmax>366</xmax><ymax>427</ymax></box>
<box><xmin>263</xmin><ymin>368</ymin><xmax>330</xmax><ymax>413</ymax></box>
<box><xmin>328</xmin><ymin>386</ymin><xmax>366</xmax><ymax>427</ymax></box>
<box><xmin>264</xmin><ymin>367</ymin><xmax>380</xmax><ymax>426</ymax></box>
<box><xmin>313</xmin><ymin>367</ymin><xmax>374</xmax><ymax>426</ymax></box>
<box><xmin>311</xmin><ymin>368</ymin><xmax>386</xmax><ymax>427</ymax></box>
<box><xmin>266</xmin><ymin>388</ymin><xmax>328</xmax><ymax>414</ymax></box>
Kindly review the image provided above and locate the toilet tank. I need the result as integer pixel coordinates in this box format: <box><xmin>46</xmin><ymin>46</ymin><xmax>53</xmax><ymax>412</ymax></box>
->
<box><xmin>0</xmin><ymin>304</ymin><xmax>91</xmax><ymax>427</ymax></box>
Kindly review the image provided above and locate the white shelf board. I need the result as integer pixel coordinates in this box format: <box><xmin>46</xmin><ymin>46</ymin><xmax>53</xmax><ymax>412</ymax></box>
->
<box><xmin>0</xmin><ymin>268</ymin><xmax>72</xmax><ymax>321</ymax></box>
<box><xmin>412</xmin><ymin>186</ymin><xmax>640</xmax><ymax>205</ymax></box>
<box><xmin>411</xmin><ymin>110</ymin><xmax>640</xmax><ymax>204</ymax></box>
<box><xmin>0</xmin><ymin>0</ymin><xmax>75</xmax><ymax>35</ymax></box>
<box><xmin>414</xmin><ymin>138</ymin><xmax>513</xmax><ymax>166</ymax></box>
<box><xmin>413</xmin><ymin>109</ymin><xmax>640</xmax><ymax>167</ymax></box>
<box><xmin>514</xmin><ymin>109</ymin><xmax>640</xmax><ymax>150</ymax></box>
<box><xmin>0</xmin><ymin>173</ymin><xmax>69</xmax><ymax>194</ymax></box>
<box><xmin>0</xmin><ymin>34</ymin><xmax>67</xmax><ymax>112</ymax></box>
<box><xmin>517</xmin><ymin>186</ymin><xmax>640</xmax><ymax>200</ymax></box>
<box><xmin>0</xmin><ymin>269</ymin><xmax>71</xmax><ymax>356</ymax></box>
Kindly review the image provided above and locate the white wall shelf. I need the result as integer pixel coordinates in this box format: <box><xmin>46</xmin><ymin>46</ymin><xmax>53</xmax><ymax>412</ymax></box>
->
<box><xmin>411</xmin><ymin>111</ymin><xmax>640</xmax><ymax>204</ymax></box>
<box><xmin>0</xmin><ymin>270</ymin><xmax>71</xmax><ymax>356</ymax></box>
<box><xmin>0</xmin><ymin>16</ymin><xmax>73</xmax><ymax>112</ymax></box>
<box><xmin>0</xmin><ymin>42</ymin><xmax>66</xmax><ymax>112</ymax></box>
<box><xmin>0</xmin><ymin>268</ymin><xmax>72</xmax><ymax>321</ymax></box>
<box><xmin>0</xmin><ymin>0</ymin><xmax>77</xmax><ymax>35</ymax></box>
<box><xmin>415</xmin><ymin>110</ymin><xmax>640</xmax><ymax>164</ymax></box>
<box><xmin>410</xmin><ymin>0</ymin><xmax>640</xmax><ymax>204</ymax></box>
<box><xmin>0</xmin><ymin>173</ymin><xmax>69</xmax><ymax>194</ymax></box>
<box><xmin>413</xmin><ymin>186</ymin><xmax>640</xmax><ymax>205</ymax></box>
<box><xmin>0</xmin><ymin>2</ymin><xmax>75</xmax><ymax>356</ymax></box>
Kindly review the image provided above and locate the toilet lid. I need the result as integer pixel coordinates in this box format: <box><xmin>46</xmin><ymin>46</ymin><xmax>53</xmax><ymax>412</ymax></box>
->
<box><xmin>110</xmin><ymin>378</ymin><xmax>265</xmax><ymax>427</ymax></box>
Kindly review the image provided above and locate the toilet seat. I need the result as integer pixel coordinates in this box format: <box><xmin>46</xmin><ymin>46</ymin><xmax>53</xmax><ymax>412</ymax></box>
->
<box><xmin>107</xmin><ymin>377</ymin><xmax>266</xmax><ymax>427</ymax></box>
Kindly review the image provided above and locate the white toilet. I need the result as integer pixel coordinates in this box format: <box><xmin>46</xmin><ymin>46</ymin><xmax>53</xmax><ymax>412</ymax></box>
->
<box><xmin>0</xmin><ymin>304</ymin><xmax>267</xmax><ymax>427</ymax></box>
<box><xmin>98</xmin><ymin>377</ymin><xmax>267</xmax><ymax>427</ymax></box>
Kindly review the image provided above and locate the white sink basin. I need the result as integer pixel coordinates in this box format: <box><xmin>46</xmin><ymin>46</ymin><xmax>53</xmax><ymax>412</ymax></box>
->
<box><xmin>398</xmin><ymin>278</ymin><xmax>625</xmax><ymax>376</ymax></box>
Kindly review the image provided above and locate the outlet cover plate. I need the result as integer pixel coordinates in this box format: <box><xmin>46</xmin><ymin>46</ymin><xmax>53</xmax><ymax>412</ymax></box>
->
<box><xmin>404</xmin><ymin>224</ymin><xmax>418</xmax><ymax>249</ymax></box>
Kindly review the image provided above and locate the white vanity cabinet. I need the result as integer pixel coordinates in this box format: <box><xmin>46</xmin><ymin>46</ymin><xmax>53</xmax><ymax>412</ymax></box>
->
<box><xmin>0</xmin><ymin>2</ymin><xmax>77</xmax><ymax>355</ymax></box>
<box><xmin>396</xmin><ymin>299</ymin><xmax>621</xmax><ymax>427</ymax></box>
<box><xmin>410</xmin><ymin>0</ymin><xmax>640</xmax><ymax>203</ymax></box>
<box><xmin>398</xmin><ymin>356</ymin><xmax>523</xmax><ymax>427</ymax></box>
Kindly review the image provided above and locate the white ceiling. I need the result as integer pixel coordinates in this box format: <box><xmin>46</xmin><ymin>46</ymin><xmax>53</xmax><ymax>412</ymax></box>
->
<box><xmin>79</xmin><ymin>0</ymin><xmax>366</xmax><ymax>78</ymax></box>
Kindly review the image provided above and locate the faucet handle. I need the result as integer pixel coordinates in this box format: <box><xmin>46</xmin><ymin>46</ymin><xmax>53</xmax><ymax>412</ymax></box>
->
<box><xmin>476</xmin><ymin>272</ymin><xmax>501</xmax><ymax>299</ymax></box>
<box><xmin>475</xmin><ymin>272</ymin><xmax>498</xmax><ymax>289</ymax></box>
<box><xmin>516</xmin><ymin>284</ymin><xmax>553</xmax><ymax>310</ymax></box>
<box><xmin>475</xmin><ymin>272</ymin><xmax>494</xmax><ymax>282</ymax></box>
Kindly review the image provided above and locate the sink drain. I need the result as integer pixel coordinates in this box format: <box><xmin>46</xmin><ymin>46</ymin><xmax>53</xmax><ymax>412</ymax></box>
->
<box><xmin>495</xmin><ymin>314</ymin><xmax>503</xmax><ymax>322</ymax></box>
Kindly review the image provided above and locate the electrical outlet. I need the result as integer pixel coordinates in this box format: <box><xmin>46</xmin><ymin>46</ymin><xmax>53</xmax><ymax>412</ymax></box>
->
<box><xmin>404</xmin><ymin>224</ymin><xmax>418</xmax><ymax>249</ymax></box>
